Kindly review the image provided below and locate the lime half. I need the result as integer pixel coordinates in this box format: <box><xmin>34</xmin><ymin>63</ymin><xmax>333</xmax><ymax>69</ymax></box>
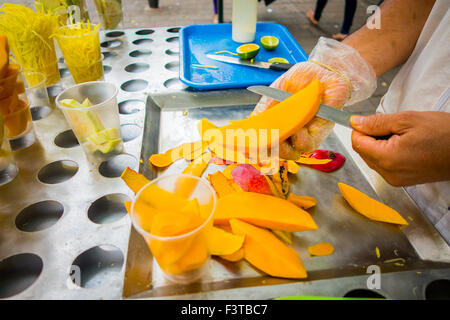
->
<box><xmin>236</xmin><ymin>44</ymin><xmax>260</xmax><ymax>60</ymax></box>
<box><xmin>260</xmin><ymin>36</ymin><xmax>279</xmax><ymax>51</ymax></box>
<box><xmin>268</xmin><ymin>57</ymin><xmax>289</xmax><ymax>64</ymax></box>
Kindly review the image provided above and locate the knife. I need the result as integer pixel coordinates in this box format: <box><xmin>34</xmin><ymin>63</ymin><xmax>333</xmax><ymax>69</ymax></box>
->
<box><xmin>248</xmin><ymin>85</ymin><xmax>354</xmax><ymax>128</ymax></box>
<box><xmin>248</xmin><ymin>85</ymin><xmax>392</xmax><ymax>140</ymax></box>
<box><xmin>206</xmin><ymin>54</ymin><xmax>294</xmax><ymax>72</ymax></box>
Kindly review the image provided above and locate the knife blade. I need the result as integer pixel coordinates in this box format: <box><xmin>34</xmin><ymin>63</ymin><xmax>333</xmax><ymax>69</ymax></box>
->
<box><xmin>248</xmin><ymin>85</ymin><xmax>353</xmax><ymax>129</ymax></box>
<box><xmin>206</xmin><ymin>54</ymin><xmax>294</xmax><ymax>72</ymax></box>
<box><xmin>248</xmin><ymin>86</ymin><xmax>392</xmax><ymax>140</ymax></box>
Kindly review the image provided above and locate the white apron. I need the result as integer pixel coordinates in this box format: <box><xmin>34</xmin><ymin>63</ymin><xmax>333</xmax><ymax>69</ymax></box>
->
<box><xmin>377</xmin><ymin>0</ymin><xmax>450</xmax><ymax>244</ymax></box>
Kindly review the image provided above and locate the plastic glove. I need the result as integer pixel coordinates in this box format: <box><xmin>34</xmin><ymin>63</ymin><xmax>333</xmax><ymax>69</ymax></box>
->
<box><xmin>253</xmin><ymin>37</ymin><xmax>377</xmax><ymax>159</ymax></box>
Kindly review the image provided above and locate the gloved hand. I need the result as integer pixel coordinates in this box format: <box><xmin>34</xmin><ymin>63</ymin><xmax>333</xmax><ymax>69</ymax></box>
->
<box><xmin>253</xmin><ymin>37</ymin><xmax>377</xmax><ymax>159</ymax></box>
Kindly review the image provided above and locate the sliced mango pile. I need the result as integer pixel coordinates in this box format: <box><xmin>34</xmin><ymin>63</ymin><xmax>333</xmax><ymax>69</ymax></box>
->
<box><xmin>120</xmin><ymin>80</ymin><xmax>409</xmax><ymax>280</ymax></box>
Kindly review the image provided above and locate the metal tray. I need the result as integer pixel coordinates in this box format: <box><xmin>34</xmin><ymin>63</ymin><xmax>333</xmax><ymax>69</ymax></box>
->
<box><xmin>123</xmin><ymin>90</ymin><xmax>450</xmax><ymax>299</ymax></box>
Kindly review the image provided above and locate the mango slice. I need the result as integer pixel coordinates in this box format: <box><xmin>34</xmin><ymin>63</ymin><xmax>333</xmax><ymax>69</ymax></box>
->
<box><xmin>180</xmin><ymin>198</ymin><xmax>201</xmax><ymax>218</ymax></box>
<box><xmin>149</xmin><ymin>141</ymin><xmax>207</xmax><ymax>167</ymax></box>
<box><xmin>295</xmin><ymin>157</ymin><xmax>332</xmax><ymax>165</ymax></box>
<box><xmin>230</xmin><ymin>219</ymin><xmax>307</xmax><ymax>279</ymax></box>
<box><xmin>214</xmin><ymin>192</ymin><xmax>318</xmax><ymax>232</ymax></box>
<box><xmin>165</xmin><ymin>234</ymin><xmax>209</xmax><ymax>274</ymax></box>
<box><xmin>308</xmin><ymin>243</ymin><xmax>335</xmax><ymax>256</ymax></box>
<box><xmin>220</xmin><ymin>247</ymin><xmax>244</xmax><ymax>262</ymax></box>
<box><xmin>120</xmin><ymin>167</ymin><xmax>150</xmax><ymax>194</ymax></box>
<box><xmin>0</xmin><ymin>35</ymin><xmax>9</xmax><ymax>79</ymax></box>
<box><xmin>209</xmin><ymin>171</ymin><xmax>237</xmax><ymax>197</ymax></box>
<box><xmin>176</xmin><ymin>152</ymin><xmax>212</xmax><ymax>198</ymax></box>
<box><xmin>205</xmin><ymin>226</ymin><xmax>245</xmax><ymax>256</ymax></box>
<box><xmin>222</xmin><ymin>164</ymin><xmax>238</xmax><ymax>179</ymax></box>
<box><xmin>288</xmin><ymin>194</ymin><xmax>317</xmax><ymax>210</ymax></box>
<box><xmin>338</xmin><ymin>182</ymin><xmax>409</xmax><ymax>225</ymax></box>
<box><xmin>124</xmin><ymin>201</ymin><xmax>132</xmax><ymax>214</ymax></box>
<box><xmin>203</xmin><ymin>80</ymin><xmax>322</xmax><ymax>158</ymax></box>
<box><xmin>151</xmin><ymin>211</ymin><xmax>204</xmax><ymax>237</ymax></box>
<box><xmin>286</xmin><ymin>160</ymin><xmax>300</xmax><ymax>174</ymax></box>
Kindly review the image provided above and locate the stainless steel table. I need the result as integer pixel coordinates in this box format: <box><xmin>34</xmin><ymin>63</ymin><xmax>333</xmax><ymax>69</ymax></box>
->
<box><xmin>0</xmin><ymin>27</ymin><xmax>449</xmax><ymax>300</ymax></box>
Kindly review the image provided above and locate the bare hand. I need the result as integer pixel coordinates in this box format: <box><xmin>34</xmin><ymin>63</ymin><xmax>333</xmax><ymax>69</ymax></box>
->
<box><xmin>351</xmin><ymin>111</ymin><xmax>450</xmax><ymax>186</ymax></box>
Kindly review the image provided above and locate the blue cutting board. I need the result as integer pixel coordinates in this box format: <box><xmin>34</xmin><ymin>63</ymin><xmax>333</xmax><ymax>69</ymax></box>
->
<box><xmin>179</xmin><ymin>22</ymin><xmax>308</xmax><ymax>90</ymax></box>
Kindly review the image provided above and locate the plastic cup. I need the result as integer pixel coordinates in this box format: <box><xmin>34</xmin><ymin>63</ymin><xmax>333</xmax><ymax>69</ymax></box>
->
<box><xmin>0</xmin><ymin>114</ymin><xmax>18</xmax><ymax>186</ymax></box>
<box><xmin>55</xmin><ymin>25</ymin><xmax>103</xmax><ymax>84</ymax></box>
<box><xmin>35</xmin><ymin>0</ymin><xmax>90</xmax><ymax>24</ymax></box>
<box><xmin>23</xmin><ymin>59</ymin><xmax>60</xmax><ymax>87</ymax></box>
<box><xmin>94</xmin><ymin>0</ymin><xmax>124</xmax><ymax>30</ymax></box>
<box><xmin>24</xmin><ymin>72</ymin><xmax>52</xmax><ymax>117</ymax></box>
<box><xmin>66</xmin><ymin>56</ymin><xmax>105</xmax><ymax>84</ymax></box>
<box><xmin>131</xmin><ymin>174</ymin><xmax>217</xmax><ymax>284</ymax></box>
<box><xmin>0</xmin><ymin>64</ymin><xmax>36</xmax><ymax>150</ymax></box>
<box><xmin>55</xmin><ymin>81</ymin><xmax>123</xmax><ymax>163</ymax></box>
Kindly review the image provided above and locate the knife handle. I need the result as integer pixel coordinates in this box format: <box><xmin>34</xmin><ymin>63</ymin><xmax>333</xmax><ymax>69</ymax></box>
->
<box><xmin>269</xmin><ymin>63</ymin><xmax>294</xmax><ymax>72</ymax></box>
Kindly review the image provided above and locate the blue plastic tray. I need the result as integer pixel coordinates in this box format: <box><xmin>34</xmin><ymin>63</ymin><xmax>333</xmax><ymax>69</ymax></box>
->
<box><xmin>179</xmin><ymin>22</ymin><xmax>308</xmax><ymax>90</ymax></box>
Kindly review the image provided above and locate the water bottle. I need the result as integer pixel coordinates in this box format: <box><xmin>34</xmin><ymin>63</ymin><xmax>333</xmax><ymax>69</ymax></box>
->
<box><xmin>232</xmin><ymin>0</ymin><xmax>258</xmax><ymax>43</ymax></box>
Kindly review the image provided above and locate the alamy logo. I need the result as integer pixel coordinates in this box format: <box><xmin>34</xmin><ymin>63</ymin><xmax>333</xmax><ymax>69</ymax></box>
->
<box><xmin>367</xmin><ymin>5</ymin><xmax>381</xmax><ymax>30</ymax></box>
<box><xmin>366</xmin><ymin>265</ymin><xmax>381</xmax><ymax>289</ymax></box>
<box><xmin>70</xmin><ymin>265</ymin><xmax>81</xmax><ymax>286</ymax></box>
<box><xmin>189</xmin><ymin>126</ymin><xmax>281</xmax><ymax>175</ymax></box>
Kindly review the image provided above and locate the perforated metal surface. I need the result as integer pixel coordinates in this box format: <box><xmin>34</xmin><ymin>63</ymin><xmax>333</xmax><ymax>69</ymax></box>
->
<box><xmin>0</xmin><ymin>27</ymin><xmax>185</xmax><ymax>300</ymax></box>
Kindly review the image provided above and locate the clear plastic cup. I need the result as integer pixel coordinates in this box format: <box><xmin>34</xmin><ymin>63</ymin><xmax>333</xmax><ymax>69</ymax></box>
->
<box><xmin>24</xmin><ymin>72</ymin><xmax>52</xmax><ymax>117</ymax></box>
<box><xmin>35</xmin><ymin>0</ymin><xmax>90</xmax><ymax>24</ymax></box>
<box><xmin>0</xmin><ymin>64</ymin><xmax>36</xmax><ymax>150</ymax></box>
<box><xmin>66</xmin><ymin>56</ymin><xmax>104</xmax><ymax>84</ymax></box>
<box><xmin>0</xmin><ymin>114</ymin><xmax>18</xmax><ymax>186</ymax></box>
<box><xmin>55</xmin><ymin>81</ymin><xmax>123</xmax><ymax>163</ymax></box>
<box><xmin>55</xmin><ymin>25</ymin><xmax>103</xmax><ymax>84</ymax></box>
<box><xmin>131</xmin><ymin>174</ymin><xmax>217</xmax><ymax>284</ymax></box>
<box><xmin>23</xmin><ymin>59</ymin><xmax>60</xmax><ymax>87</ymax></box>
<box><xmin>93</xmin><ymin>0</ymin><xmax>124</xmax><ymax>30</ymax></box>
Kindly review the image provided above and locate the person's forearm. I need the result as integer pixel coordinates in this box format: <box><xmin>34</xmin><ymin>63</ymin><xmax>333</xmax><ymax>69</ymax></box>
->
<box><xmin>343</xmin><ymin>0</ymin><xmax>435</xmax><ymax>77</ymax></box>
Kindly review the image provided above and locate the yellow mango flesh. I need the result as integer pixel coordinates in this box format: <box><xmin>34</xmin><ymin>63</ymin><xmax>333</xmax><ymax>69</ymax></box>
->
<box><xmin>150</xmin><ymin>211</ymin><xmax>204</xmax><ymax>237</ymax></box>
<box><xmin>288</xmin><ymin>194</ymin><xmax>317</xmax><ymax>209</ymax></box>
<box><xmin>203</xmin><ymin>80</ymin><xmax>322</xmax><ymax>156</ymax></box>
<box><xmin>308</xmin><ymin>242</ymin><xmax>335</xmax><ymax>256</ymax></box>
<box><xmin>209</xmin><ymin>171</ymin><xmax>237</xmax><ymax>198</ymax></box>
<box><xmin>148</xmin><ymin>234</ymin><xmax>197</xmax><ymax>268</ymax></box>
<box><xmin>164</xmin><ymin>234</ymin><xmax>209</xmax><ymax>274</ymax></box>
<box><xmin>149</xmin><ymin>140</ymin><xmax>207</xmax><ymax>167</ymax></box>
<box><xmin>176</xmin><ymin>152</ymin><xmax>212</xmax><ymax>198</ymax></box>
<box><xmin>180</xmin><ymin>198</ymin><xmax>201</xmax><ymax>218</ymax></box>
<box><xmin>295</xmin><ymin>157</ymin><xmax>332</xmax><ymax>165</ymax></box>
<box><xmin>338</xmin><ymin>182</ymin><xmax>409</xmax><ymax>225</ymax></box>
<box><xmin>220</xmin><ymin>247</ymin><xmax>244</xmax><ymax>262</ymax></box>
<box><xmin>0</xmin><ymin>35</ymin><xmax>9</xmax><ymax>79</ymax></box>
<box><xmin>230</xmin><ymin>219</ymin><xmax>307</xmax><ymax>279</ymax></box>
<box><xmin>120</xmin><ymin>167</ymin><xmax>212</xmax><ymax>275</ymax></box>
<box><xmin>120</xmin><ymin>167</ymin><xmax>150</xmax><ymax>194</ymax></box>
<box><xmin>205</xmin><ymin>226</ymin><xmax>245</xmax><ymax>256</ymax></box>
<box><xmin>214</xmin><ymin>192</ymin><xmax>318</xmax><ymax>232</ymax></box>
